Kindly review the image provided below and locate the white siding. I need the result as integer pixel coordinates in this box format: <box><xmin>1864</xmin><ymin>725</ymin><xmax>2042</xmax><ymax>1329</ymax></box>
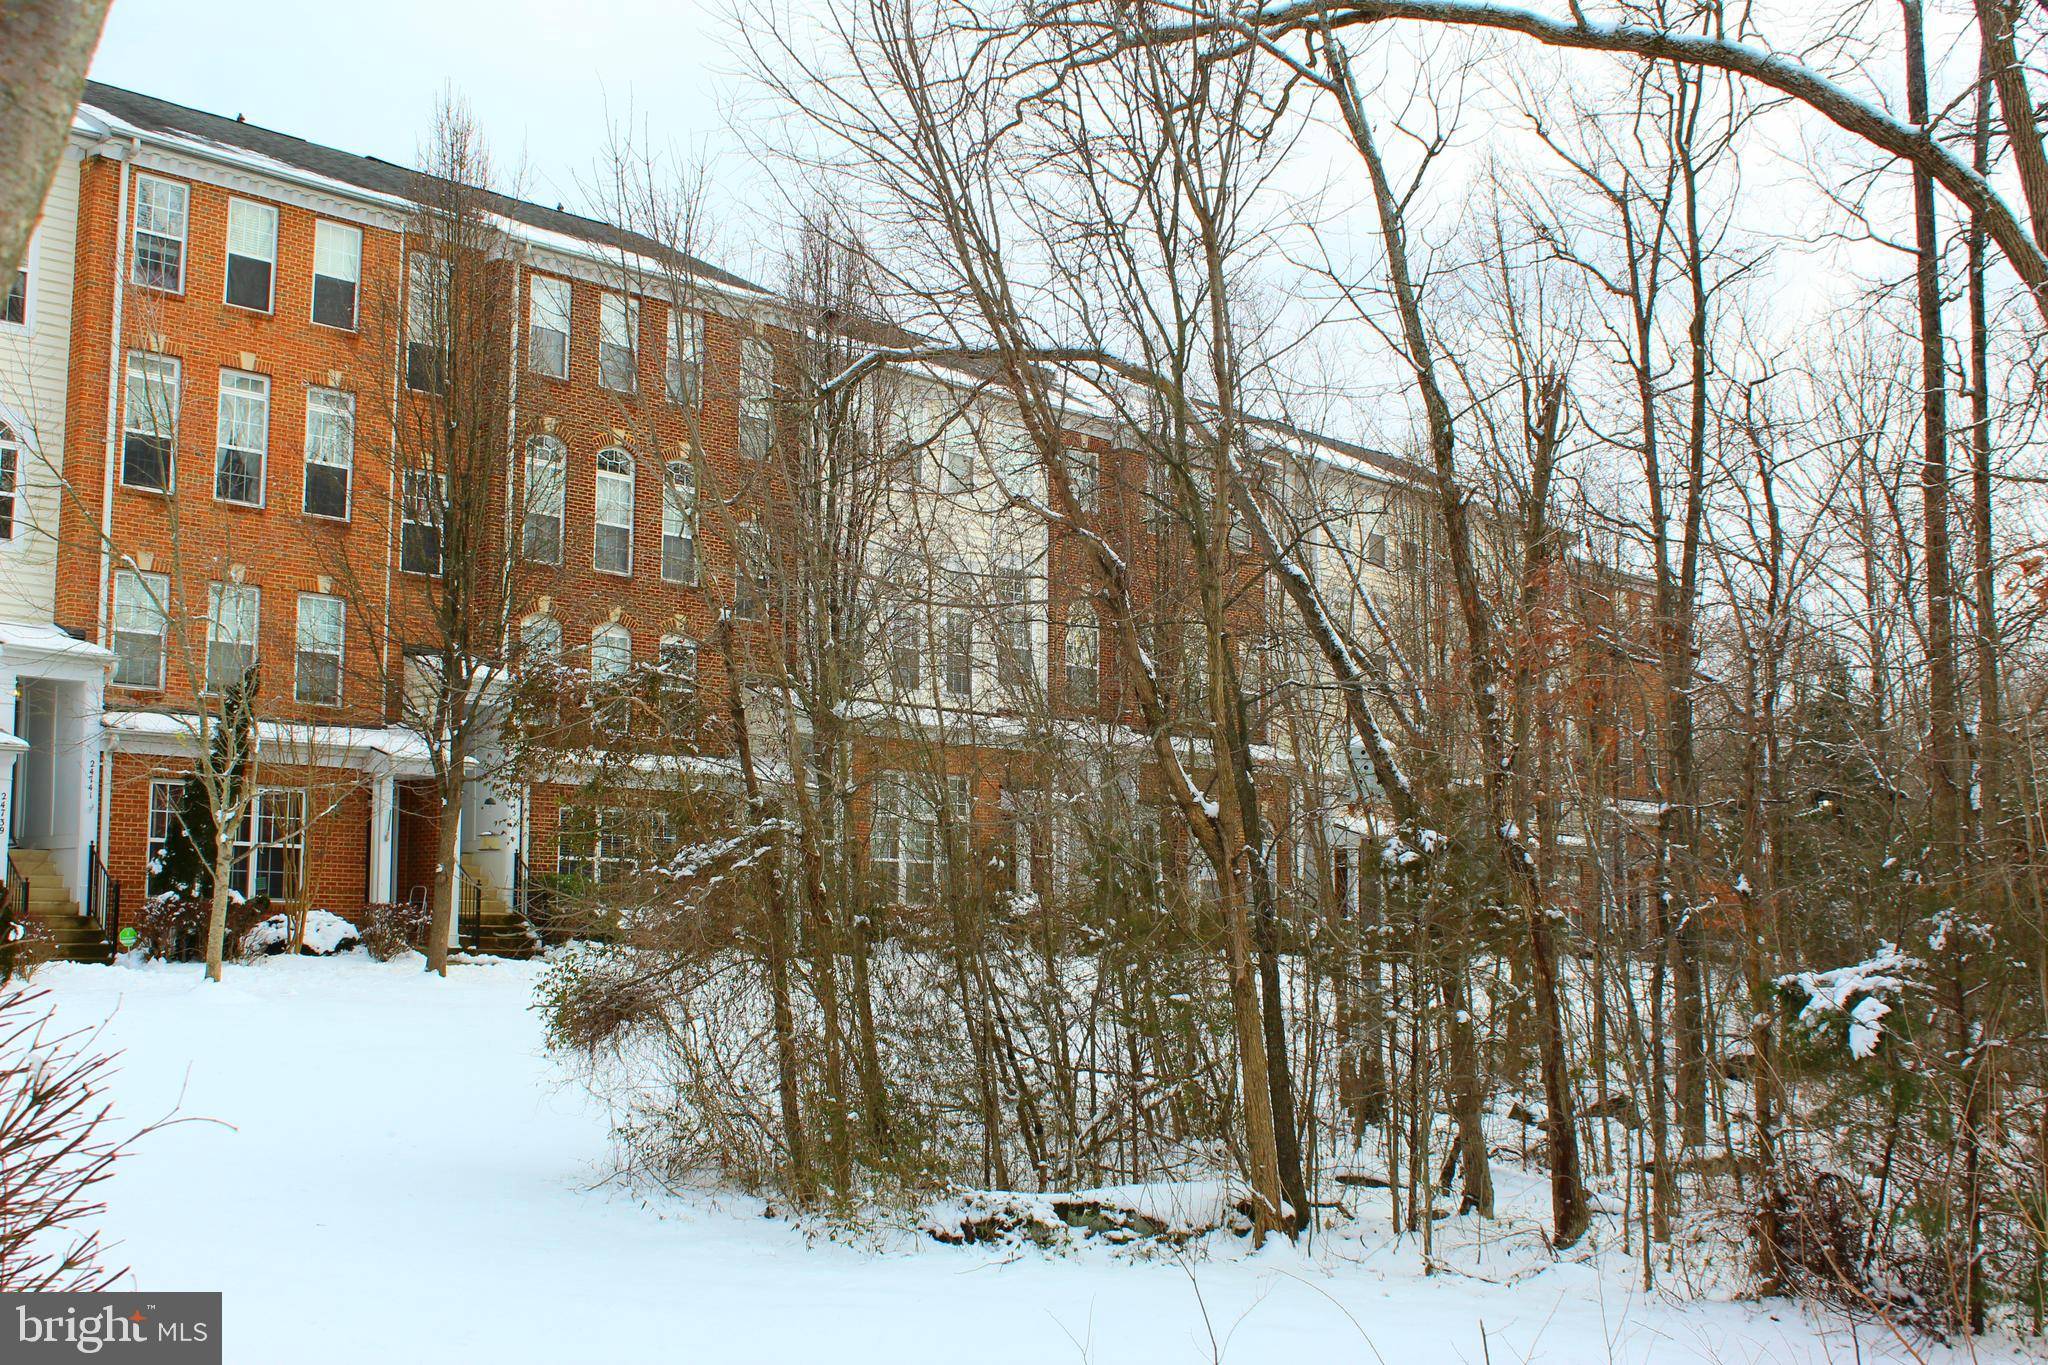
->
<box><xmin>0</xmin><ymin>150</ymin><xmax>81</xmax><ymax>626</ymax></box>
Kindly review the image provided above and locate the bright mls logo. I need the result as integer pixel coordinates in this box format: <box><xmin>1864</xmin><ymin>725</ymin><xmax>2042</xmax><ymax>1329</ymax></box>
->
<box><xmin>0</xmin><ymin>1294</ymin><xmax>220</xmax><ymax>1362</ymax></box>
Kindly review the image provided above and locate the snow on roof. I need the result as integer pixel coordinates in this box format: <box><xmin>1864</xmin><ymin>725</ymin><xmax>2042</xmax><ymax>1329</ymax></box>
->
<box><xmin>102</xmin><ymin>710</ymin><xmax>444</xmax><ymax>775</ymax></box>
<box><xmin>76</xmin><ymin>82</ymin><xmax>769</xmax><ymax>299</ymax></box>
<box><xmin>0</xmin><ymin>620</ymin><xmax>114</xmax><ymax>664</ymax></box>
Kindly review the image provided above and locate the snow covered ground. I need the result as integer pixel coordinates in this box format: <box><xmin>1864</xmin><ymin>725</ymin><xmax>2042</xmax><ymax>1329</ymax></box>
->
<box><xmin>30</xmin><ymin>954</ymin><xmax>2034</xmax><ymax>1364</ymax></box>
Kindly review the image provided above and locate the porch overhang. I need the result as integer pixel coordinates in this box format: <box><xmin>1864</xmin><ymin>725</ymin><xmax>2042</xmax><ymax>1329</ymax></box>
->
<box><xmin>101</xmin><ymin>711</ymin><xmax>455</xmax><ymax>779</ymax></box>
<box><xmin>0</xmin><ymin>622</ymin><xmax>114</xmax><ymax>685</ymax></box>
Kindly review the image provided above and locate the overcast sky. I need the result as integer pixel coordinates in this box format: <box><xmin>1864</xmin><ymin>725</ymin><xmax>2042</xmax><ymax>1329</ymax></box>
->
<box><xmin>85</xmin><ymin>0</ymin><xmax>2011</xmax><ymax>459</ymax></box>
<box><xmin>90</xmin><ymin>0</ymin><xmax>789</xmax><ymax>270</ymax></box>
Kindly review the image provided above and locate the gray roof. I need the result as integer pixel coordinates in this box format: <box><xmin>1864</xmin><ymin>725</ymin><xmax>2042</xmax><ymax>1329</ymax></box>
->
<box><xmin>80</xmin><ymin>81</ymin><xmax>767</xmax><ymax>297</ymax></box>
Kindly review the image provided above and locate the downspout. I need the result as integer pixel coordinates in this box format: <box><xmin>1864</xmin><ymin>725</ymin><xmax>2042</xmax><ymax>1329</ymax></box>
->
<box><xmin>93</xmin><ymin>140</ymin><xmax>137</xmax><ymax>873</ymax></box>
<box><xmin>381</xmin><ymin>227</ymin><xmax>403</xmax><ymax>709</ymax></box>
<box><xmin>94</xmin><ymin>139</ymin><xmax>136</xmax><ymax>658</ymax></box>
<box><xmin>499</xmin><ymin>247</ymin><xmax>525</xmax><ymax>877</ymax></box>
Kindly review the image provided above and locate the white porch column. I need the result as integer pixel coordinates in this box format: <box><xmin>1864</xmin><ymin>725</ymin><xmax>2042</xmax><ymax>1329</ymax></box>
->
<box><xmin>0</xmin><ymin>658</ymin><xmax>21</xmax><ymax>876</ymax></box>
<box><xmin>445</xmin><ymin>800</ymin><xmax>463</xmax><ymax>951</ymax></box>
<box><xmin>0</xmin><ymin>739</ymin><xmax>25</xmax><ymax>877</ymax></box>
<box><xmin>368</xmin><ymin>772</ymin><xmax>397</xmax><ymax>905</ymax></box>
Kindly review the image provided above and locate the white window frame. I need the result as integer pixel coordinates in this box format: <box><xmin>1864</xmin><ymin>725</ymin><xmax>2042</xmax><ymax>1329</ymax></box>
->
<box><xmin>303</xmin><ymin>386</ymin><xmax>354</xmax><ymax>520</ymax></box>
<box><xmin>121</xmin><ymin>351</ymin><xmax>179</xmax><ymax>493</ymax></box>
<box><xmin>1</xmin><ymin>231</ymin><xmax>31</xmax><ymax>332</ymax></box>
<box><xmin>0</xmin><ymin>425</ymin><xmax>19</xmax><ymax>543</ymax></box>
<box><xmin>942</xmin><ymin>607</ymin><xmax>973</xmax><ymax>700</ymax></box>
<box><xmin>146</xmin><ymin>779</ymin><xmax>183</xmax><ymax>898</ymax></box>
<box><xmin>111</xmin><ymin>569</ymin><xmax>169</xmax><ymax>690</ymax></box>
<box><xmin>238</xmin><ymin>789</ymin><xmax>308</xmax><ymax>902</ymax></box>
<box><xmin>528</xmin><ymin>274</ymin><xmax>571</xmax><ymax>379</ymax></box>
<box><xmin>940</xmin><ymin>420</ymin><xmax>974</xmax><ymax>493</ymax></box>
<box><xmin>204</xmin><ymin>581</ymin><xmax>260</xmax><ymax>695</ymax></box>
<box><xmin>132</xmin><ymin>174</ymin><xmax>188</xmax><ymax>293</ymax></box>
<box><xmin>890</xmin><ymin>613</ymin><xmax>923</xmax><ymax>692</ymax></box>
<box><xmin>522</xmin><ymin>434</ymin><xmax>566</xmax><ymax>564</ymax></box>
<box><xmin>599</xmin><ymin>292</ymin><xmax>638</xmax><ymax>393</ymax></box>
<box><xmin>658</xmin><ymin>633</ymin><xmax>698</xmax><ymax>695</ymax></box>
<box><xmin>1064</xmin><ymin>601</ymin><xmax>1098</xmax><ymax>707</ymax></box>
<box><xmin>994</xmin><ymin>565</ymin><xmax>1035</xmax><ymax>692</ymax></box>
<box><xmin>556</xmin><ymin>806</ymin><xmax>653</xmax><ymax>885</ymax></box>
<box><xmin>593</xmin><ymin>447</ymin><xmax>635</xmax><ymax>576</ymax></box>
<box><xmin>405</xmin><ymin>254</ymin><xmax>450</xmax><ymax>393</ymax></box>
<box><xmin>590</xmin><ymin>623</ymin><xmax>632</xmax><ymax>682</ymax></box>
<box><xmin>399</xmin><ymin>470</ymin><xmax>444</xmax><ymax>575</ymax></box>
<box><xmin>294</xmin><ymin>592</ymin><xmax>345</xmax><ymax>707</ymax></box>
<box><xmin>520</xmin><ymin>613</ymin><xmax>563</xmax><ymax>666</ymax></box>
<box><xmin>224</xmin><ymin>198</ymin><xmax>278</xmax><ymax>314</ymax></box>
<box><xmin>311</xmin><ymin>220</ymin><xmax>361</xmax><ymax>331</ymax></box>
<box><xmin>214</xmin><ymin>369</ymin><xmax>269</xmax><ymax>507</ymax></box>
<box><xmin>739</xmin><ymin>336</ymin><xmax>773</xmax><ymax>460</ymax></box>
<box><xmin>733</xmin><ymin>524</ymin><xmax>769</xmax><ymax>620</ymax></box>
<box><xmin>661</xmin><ymin>458</ymin><xmax>696</xmax><ymax>584</ymax></box>
<box><xmin>666</xmin><ymin>309</ymin><xmax>702</xmax><ymax>406</ymax></box>
<box><xmin>1066</xmin><ymin>446</ymin><xmax>1097</xmax><ymax>513</ymax></box>
<box><xmin>869</xmin><ymin>772</ymin><xmax>937</xmax><ymax>904</ymax></box>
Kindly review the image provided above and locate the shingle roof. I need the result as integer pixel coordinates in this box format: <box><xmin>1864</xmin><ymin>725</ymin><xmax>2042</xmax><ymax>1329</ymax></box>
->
<box><xmin>78</xmin><ymin>81</ymin><xmax>767</xmax><ymax>297</ymax></box>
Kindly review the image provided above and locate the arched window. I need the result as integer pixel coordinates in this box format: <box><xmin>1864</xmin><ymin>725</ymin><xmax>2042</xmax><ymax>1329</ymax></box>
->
<box><xmin>591</xmin><ymin>623</ymin><xmax>631</xmax><ymax>682</ymax></box>
<box><xmin>1063</xmin><ymin>601</ymin><xmax>1098</xmax><ymax>709</ymax></box>
<box><xmin>593</xmin><ymin>447</ymin><xmax>634</xmax><ymax>575</ymax></box>
<box><xmin>519</xmin><ymin>612</ymin><xmax>561</xmax><ymax>666</ymax></box>
<box><xmin>661</xmin><ymin>457</ymin><xmax>696</xmax><ymax>583</ymax></box>
<box><xmin>522</xmin><ymin>435</ymin><xmax>566</xmax><ymax>563</ymax></box>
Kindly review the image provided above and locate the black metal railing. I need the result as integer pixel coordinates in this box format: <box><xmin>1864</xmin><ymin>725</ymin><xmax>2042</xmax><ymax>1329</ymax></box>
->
<box><xmin>456</xmin><ymin>866</ymin><xmax>484</xmax><ymax>951</ymax></box>
<box><xmin>85</xmin><ymin>843</ymin><xmax>120</xmax><ymax>950</ymax></box>
<box><xmin>5</xmin><ymin>856</ymin><xmax>27</xmax><ymax>925</ymax></box>
<box><xmin>0</xmin><ymin>856</ymin><xmax>21</xmax><ymax>979</ymax></box>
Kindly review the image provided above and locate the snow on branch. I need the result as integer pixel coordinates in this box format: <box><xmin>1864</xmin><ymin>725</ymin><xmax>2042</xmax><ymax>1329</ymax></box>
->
<box><xmin>1778</xmin><ymin>944</ymin><xmax>1919</xmax><ymax>1061</ymax></box>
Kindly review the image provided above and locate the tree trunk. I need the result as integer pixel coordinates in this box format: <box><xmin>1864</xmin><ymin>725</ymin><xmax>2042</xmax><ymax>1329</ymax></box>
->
<box><xmin>1440</xmin><ymin>961</ymin><xmax>1495</xmax><ymax>1216</ymax></box>
<box><xmin>202</xmin><ymin>827</ymin><xmax>237</xmax><ymax>983</ymax></box>
<box><xmin>1968</xmin><ymin>48</ymin><xmax>2004</xmax><ymax>853</ymax></box>
<box><xmin>723</xmin><ymin>626</ymin><xmax>810</xmax><ymax>1202</ymax></box>
<box><xmin>423</xmin><ymin>781</ymin><xmax>462</xmax><ymax>977</ymax></box>
<box><xmin>0</xmin><ymin>0</ymin><xmax>112</xmax><ymax>280</ymax></box>
<box><xmin>1903</xmin><ymin>0</ymin><xmax>1965</xmax><ymax>874</ymax></box>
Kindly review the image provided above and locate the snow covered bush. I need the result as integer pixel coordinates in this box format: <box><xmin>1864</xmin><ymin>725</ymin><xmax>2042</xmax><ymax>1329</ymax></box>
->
<box><xmin>1777</xmin><ymin>944</ymin><xmax>1918</xmax><ymax>1063</ymax></box>
<box><xmin>136</xmin><ymin>894</ymin><xmax>269</xmax><ymax>963</ymax></box>
<box><xmin>360</xmin><ymin>901</ymin><xmax>433</xmax><ymax>961</ymax></box>
<box><xmin>241</xmin><ymin>909</ymin><xmax>363</xmax><ymax>957</ymax></box>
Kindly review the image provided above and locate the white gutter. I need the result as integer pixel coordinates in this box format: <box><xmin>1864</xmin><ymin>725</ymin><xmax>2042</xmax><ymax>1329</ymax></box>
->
<box><xmin>93</xmin><ymin>138</ymin><xmax>136</xmax><ymax>659</ymax></box>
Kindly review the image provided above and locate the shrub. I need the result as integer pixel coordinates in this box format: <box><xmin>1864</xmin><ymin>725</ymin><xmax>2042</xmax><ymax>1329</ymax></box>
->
<box><xmin>0</xmin><ymin>983</ymin><xmax>136</xmax><ymax>1291</ymax></box>
<box><xmin>360</xmin><ymin>901</ymin><xmax>433</xmax><ymax>962</ymax></box>
<box><xmin>137</xmin><ymin>895</ymin><xmax>268</xmax><ymax>962</ymax></box>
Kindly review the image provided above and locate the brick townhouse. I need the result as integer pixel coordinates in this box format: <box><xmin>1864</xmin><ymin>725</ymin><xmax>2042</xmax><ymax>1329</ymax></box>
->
<box><xmin>0</xmin><ymin>83</ymin><xmax>1272</xmax><ymax>949</ymax></box>
<box><xmin>0</xmin><ymin>82</ymin><xmax>1649</xmax><ymax>958</ymax></box>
